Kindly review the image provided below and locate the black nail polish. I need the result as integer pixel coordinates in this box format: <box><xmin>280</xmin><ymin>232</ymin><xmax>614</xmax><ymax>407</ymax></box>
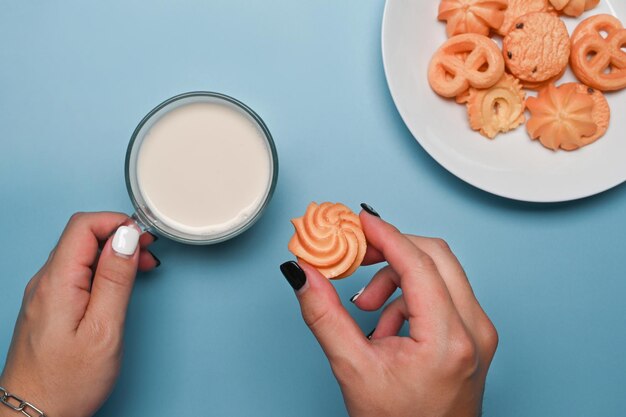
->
<box><xmin>349</xmin><ymin>288</ymin><xmax>364</xmax><ymax>303</ymax></box>
<box><xmin>360</xmin><ymin>203</ymin><xmax>380</xmax><ymax>218</ymax></box>
<box><xmin>148</xmin><ymin>232</ymin><xmax>159</xmax><ymax>242</ymax></box>
<box><xmin>366</xmin><ymin>328</ymin><xmax>376</xmax><ymax>340</ymax></box>
<box><xmin>149</xmin><ymin>251</ymin><xmax>161</xmax><ymax>268</ymax></box>
<box><xmin>280</xmin><ymin>261</ymin><xmax>306</xmax><ymax>291</ymax></box>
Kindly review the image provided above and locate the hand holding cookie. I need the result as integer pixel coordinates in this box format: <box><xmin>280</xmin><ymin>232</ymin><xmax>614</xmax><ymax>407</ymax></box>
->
<box><xmin>281</xmin><ymin>208</ymin><xmax>498</xmax><ymax>417</ymax></box>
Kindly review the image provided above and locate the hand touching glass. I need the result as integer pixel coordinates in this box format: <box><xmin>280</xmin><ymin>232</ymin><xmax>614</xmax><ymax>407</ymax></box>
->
<box><xmin>0</xmin><ymin>212</ymin><xmax>159</xmax><ymax>417</ymax></box>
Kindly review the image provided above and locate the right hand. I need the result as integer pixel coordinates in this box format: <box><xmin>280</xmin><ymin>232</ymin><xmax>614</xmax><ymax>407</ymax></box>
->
<box><xmin>281</xmin><ymin>207</ymin><xmax>498</xmax><ymax>417</ymax></box>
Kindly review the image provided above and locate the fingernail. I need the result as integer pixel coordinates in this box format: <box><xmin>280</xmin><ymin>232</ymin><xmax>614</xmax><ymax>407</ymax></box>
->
<box><xmin>360</xmin><ymin>203</ymin><xmax>380</xmax><ymax>218</ymax></box>
<box><xmin>112</xmin><ymin>226</ymin><xmax>140</xmax><ymax>256</ymax></box>
<box><xmin>280</xmin><ymin>261</ymin><xmax>307</xmax><ymax>291</ymax></box>
<box><xmin>149</xmin><ymin>251</ymin><xmax>161</xmax><ymax>268</ymax></box>
<box><xmin>366</xmin><ymin>328</ymin><xmax>376</xmax><ymax>340</ymax></box>
<box><xmin>350</xmin><ymin>287</ymin><xmax>365</xmax><ymax>303</ymax></box>
<box><xmin>148</xmin><ymin>232</ymin><xmax>159</xmax><ymax>242</ymax></box>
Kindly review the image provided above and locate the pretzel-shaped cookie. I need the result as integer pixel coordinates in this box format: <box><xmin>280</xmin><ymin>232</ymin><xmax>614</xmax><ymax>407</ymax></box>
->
<box><xmin>428</xmin><ymin>34</ymin><xmax>505</xmax><ymax>98</ymax></box>
<box><xmin>571</xmin><ymin>15</ymin><xmax>626</xmax><ymax>91</ymax></box>
<box><xmin>570</xmin><ymin>14</ymin><xmax>622</xmax><ymax>45</ymax></box>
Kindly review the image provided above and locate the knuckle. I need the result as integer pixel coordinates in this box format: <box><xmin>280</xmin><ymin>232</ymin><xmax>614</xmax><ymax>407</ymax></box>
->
<box><xmin>412</xmin><ymin>253</ymin><xmax>437</xmax><ymax>273</ymax></box>
<box><xmin>431</xmin><ymin>238</ymin><xmax>451</xmax><ymax>253</ymax></box>
<box><xmin>23</xmin><ymin>277</ymin><xmax>37</xmax><ymax>298</ymax></box>
<box><xmin>480</xmin><ymin>318</ymin><xmax>499</xmax><ymax>356</ymax></box>
<box><xmin>96</xmin><ymin>265</ymin><xmax>131</xmax><ymax>290</ymax></box>
<box><xmin>69</xmin><ymin>211</ymin><xmax>86</xmax><ymax>224</ymax></box>
<box><xmin>88</xmin><ymin>319</ymin><xmax>122</xmax><ymax>352</ymax></box>
<box><xmin>301</xmin><ymin>300</ymin><xmax>334</xmax><ymax>334</ymax></box>
<box><xmin>448</xmin><ymin>331</ymin><xmax>479</xmax><ymax>375</ymax></box>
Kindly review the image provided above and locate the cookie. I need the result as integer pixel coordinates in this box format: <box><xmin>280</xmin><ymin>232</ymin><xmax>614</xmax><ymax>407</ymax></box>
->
<box><xmin>288</xmin><ymin>202</ymin><xmax>366</xmax><ymax>280</ymax></box>
<box><xmin>503</xmin><ymin>13</ymin><xmax>570</xmax><ymax>84</ymax></box>
<box><xmin>571</xmin><ymin>14</ymin><xmax>623</xmax><ymax>46</ymax></box>
<box><xmin>549</xmin><ymin>0</ymin><xmax>599</xmax><ymax>17</ymax></box>
<box><xmin>467</xmin><ymin>74</ymin><xmax>526</xmax><ymax>139</ymax></box>
<box><xmin>570</xmin><ymin>15</ymin><xmax>626</xmax><ymax>91</ymax></box>
<box><xmin>498</xmin><ymin>0</ymin><xmax>554</xmax><ymax>35</ymax></box>
<box><xmin>563</xmin><ymin>82</ymin><xmax>611</xmax><ymax>145</ymax></box>
<box><xmin>428</xmin><ymin>34</ymin><xmax>505</xmax><ymax>98</ymax></box>
<box><xmin>438</xmin><ymin>0</ymin><xmax>508</xmax><ymax>37</ymax></box>
<box><xmin>526</xmin><ymin>83</ymin><xmax>598</xmax><ymax>151</ymax></box>
<box><xmin>520</xmin><ymin>66</ymin><xmax>567</xmax><ymax>90</ymax></box>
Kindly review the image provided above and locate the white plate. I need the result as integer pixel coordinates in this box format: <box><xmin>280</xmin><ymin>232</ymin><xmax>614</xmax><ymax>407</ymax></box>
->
<box><xmin>382</xmin><ymin>0</ymin><xmax>626</xmax><ymax>202</ymax></box>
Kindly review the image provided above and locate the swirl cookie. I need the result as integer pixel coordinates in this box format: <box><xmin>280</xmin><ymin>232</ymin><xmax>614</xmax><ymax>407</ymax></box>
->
<box><xmin>549</xmin><ymin>0</ymin><xmax>599</xmax><ymax>17</ymax></box>
<box><xmin>503</xmin><ymin>13</ymin><xmax>570</xmax><ymax>85</ymax></box>
<box><xmin>288</xmin><ymin>202</ymin><xmax>366</xmax><ymax>280</ymax></box>
<box><xmin>526</xmin><ymin>83</ymin><xmax>598</xmax><ymax>151</ymax></box>
<box><xmin>498</xmin><ymin>0</ymin><xmax>554</xmax><ymax>35</ymax></box>
<box><xmin>438</xmin><ymin>0</ymin><xmax>508</xmax><ymax>37</ymax></box>
<box><xmin>467</xmin><ymin>74</ymin><xmax>526</xmax><ymax>139</ymax></box>
<box><xmin>570</xmin><ymin>15</ymin><xmax>626</xmax><ymax>91</ymax></box>
<box><xmin>563</xmin><ymin>83</ymin><xmax>611</xmax><ymax>144</ymax></box>
<box><xmin>428</xmin><ymin>34</ymin><xmax>505</xmax><ymax>98</ymax></box>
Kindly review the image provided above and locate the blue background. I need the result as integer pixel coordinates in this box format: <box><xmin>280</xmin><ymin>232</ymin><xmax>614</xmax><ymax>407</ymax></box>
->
<box><xmin>1</xmin><ymin>1</ymin><xmax>625</xmax><ymax>416</ymax></box>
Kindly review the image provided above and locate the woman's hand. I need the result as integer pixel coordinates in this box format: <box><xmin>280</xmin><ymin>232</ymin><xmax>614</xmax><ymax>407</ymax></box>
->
<box><xmin>0</xmin><ymin>212</ymin><xmax>159</xmax><ymax>417</ymax></box>
<box><xmin>280</xmin><ymin>205</ymin><xmax>498</xmax><ymax>417</ymax></box>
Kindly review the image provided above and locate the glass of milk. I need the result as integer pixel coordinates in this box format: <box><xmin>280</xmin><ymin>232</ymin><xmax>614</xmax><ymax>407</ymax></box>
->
<box><xmin>125</xmin><ymin>92</ymin><xmax>278</xmax><ymax>244</ymax></box>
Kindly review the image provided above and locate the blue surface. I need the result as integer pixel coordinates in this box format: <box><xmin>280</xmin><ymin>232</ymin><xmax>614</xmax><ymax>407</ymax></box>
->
<box><xmin>1</xmin><ymin>1</ymin><xmax>626</xmax><ymax>416</ymax></box>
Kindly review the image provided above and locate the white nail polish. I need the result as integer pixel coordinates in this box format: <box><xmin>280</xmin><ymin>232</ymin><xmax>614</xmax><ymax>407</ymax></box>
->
<box><xmin>350</xmin><ymin>287</ymin><xmax>365</xmax><ymax>303</ymax></box>
<box><xmin>112</xmin><ymin>226</ymin><xmax>140</xmax><ymax>256</ymax></box>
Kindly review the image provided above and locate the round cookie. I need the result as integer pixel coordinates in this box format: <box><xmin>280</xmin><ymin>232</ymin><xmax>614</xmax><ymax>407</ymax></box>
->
<box><xmin>563</xmin><ymin>82</ymin><xmax>610</xmax><ymax>145</ymax></box>
<box><xmin>498</xmin><ymin>0</ymin><xmax>554</xmax><ymax>35</ymax></box>
<box><xmin>520</xmin><ymin>66</ymin><xmax>567</xmax><ymax>90</ymax></box>
<box><xmin>503</xmin><ymin>13</ymin><xmax>570</xmax><ymax>84</ymax></box>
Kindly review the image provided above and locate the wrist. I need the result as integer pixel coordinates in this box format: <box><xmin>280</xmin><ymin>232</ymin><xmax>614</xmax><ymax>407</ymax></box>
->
<box><xmin>0</xmin><ymin>375</ymin><xmax>49</xmax><ymax>417</ymax></box>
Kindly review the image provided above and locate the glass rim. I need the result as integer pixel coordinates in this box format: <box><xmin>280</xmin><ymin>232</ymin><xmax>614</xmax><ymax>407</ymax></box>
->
<box><xmin>124</xmin><ymin>91</ymin><xmax>279</xmax><ymax>245</ymax></box>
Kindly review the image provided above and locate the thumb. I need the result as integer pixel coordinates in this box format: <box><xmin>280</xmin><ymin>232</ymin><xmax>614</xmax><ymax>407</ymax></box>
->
<box><xmin>280</xmin><ymin>261</ymin><xmax>370</xmax><ymax>366</ymax></box>
<box><xmin>83</xmin><ymin>224</ymin><xmax>141</xmax><ymax>331</ymax></box>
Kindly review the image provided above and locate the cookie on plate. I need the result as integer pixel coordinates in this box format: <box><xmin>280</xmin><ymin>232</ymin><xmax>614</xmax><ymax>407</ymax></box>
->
<box><xmin>571</xmin><ymin>14</ymin><xmax>623</xmax><ymax>45</ymax></box>
<box><xmin>549</xmin><ymin>0</ymin><xmax>599</xmax><ymax>17</ymax></box>
<box><xmin>526</xmin><ymin>83</ymin><xmax>598</xmax><ymax>151</ymax></box>
<box><xmin>503</xmin><ymin>13</ymin><xmax>570</xmax><ymax>85</ymax></box>
<box><xmin>429</xmin><ymin>34</ymin><xmax>505</xmax><ymax>98</ymax></box>
<box><xmin>438</xmin><ymin>0</ymin><xmax>508</xmax><ymax>37</ymax></box>
<box><xmin>498</xmin><ymin>0</ymin><xmax>555</xmax><ymax>35</ymax></box>
<box><xmin>467</xmin><ymin>74</ymin><xmax>526</xmax><ymax>139</ymax></box>
<box><xmin>521</xmin><ymin>66</ymin><xmax>567</xmax><ymax>90</ymax></box>
<box><xmin>570</xmin><ymin>14</ymin><xmax>626</xmax><ymax>91</ymax></box>
<box><xmin>562</xmin><ymin>83</ymin><xmax>611</xmax><ymax>145</ymax></box>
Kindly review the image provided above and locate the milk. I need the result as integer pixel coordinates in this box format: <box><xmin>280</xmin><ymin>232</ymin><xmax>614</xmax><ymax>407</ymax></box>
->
<box><xmin>136</xmin><ymin>101</ymin><xmax>273</xmax><ymax>237</ymax></box>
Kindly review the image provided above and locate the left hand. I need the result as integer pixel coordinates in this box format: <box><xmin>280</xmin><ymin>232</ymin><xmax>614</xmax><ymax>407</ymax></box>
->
<box><xmin>0</xmin><ymin>212</ymin><xmax>159</xmax><ymax>417</ymax></box>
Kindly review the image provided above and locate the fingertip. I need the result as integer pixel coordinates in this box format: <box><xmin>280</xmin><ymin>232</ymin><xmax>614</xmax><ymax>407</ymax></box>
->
<box><xmin>112</xmin><ymin>225</ymin><xmax>141</xmax><ymax>257</ymax></box>
<box><xmin>139</xmin><ymin>231</ymin><xmax>158</xmax><ymax>248</ymax></box>
<box><xmin>138</xmin><ymin>249</ymin><xmax>160</xmax><ymax>271</ymax></box>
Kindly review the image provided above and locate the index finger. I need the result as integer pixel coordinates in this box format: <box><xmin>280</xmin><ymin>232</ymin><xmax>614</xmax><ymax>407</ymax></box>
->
<box><xmin>359</xmin><ymin>211</ymin><xmax>459</xmax><ymax>342</ymax></box>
